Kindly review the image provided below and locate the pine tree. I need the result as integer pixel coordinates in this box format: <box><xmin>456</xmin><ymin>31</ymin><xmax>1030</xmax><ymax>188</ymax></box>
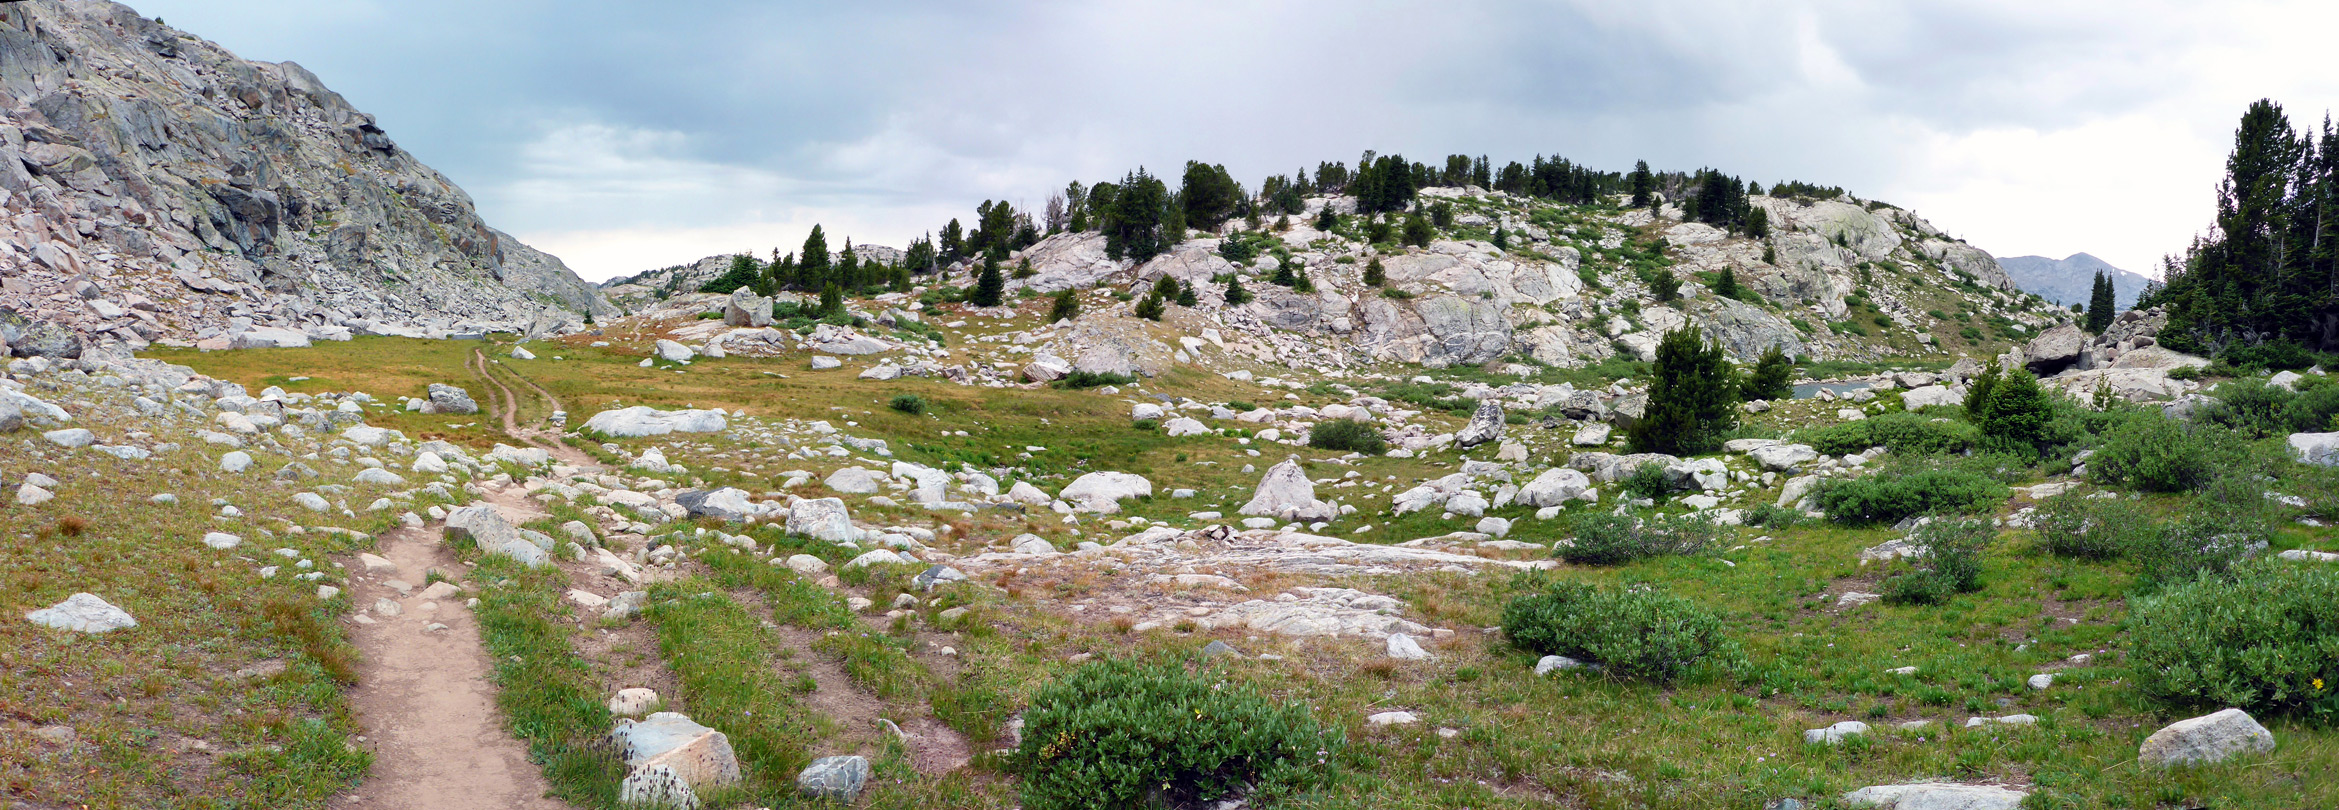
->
<box><xmin>1493</xmin><ymin>226</ymin><xmax>1507</xmax><ymax>250</ymax></box>
<box><xmin>2085</xmin><ymin>269</ymin><xmax>2116</xmax><ymax>333</ymax></box>
<box><xmin>1629</xmin><ymin>160</ymin><xmax>1655</xmax><ymax>208</ymax></box>
<box><xmin>1048</xmin><ymin>288</ymin><xmax>1079</xmax><ymax>323</ymax></box>
<box><xmin>1741</xmin><ymin>345</ymin><xmax>1794</xmax><ymax>401</ymax></box>
<box><xmin>1652</xmin><ymin>268</ymin><xmax>1680</xmax><ymax>302</ymax></box>
<box><xmin>1175</xmin><ymin>281</ymin><xmax>1197</xmax><ymax>307</ymax></box>
<box><xmin>818</xmin><ymin>282</ymin><xmax>843</xmax><ymax>317</ymax></box>
<box><xmin>1271</xmin><ymin>261</ymin><xmax>1297</xmax><ymax>287</ymax></box>
<box><xmin>1292</xmin><ymin>268</ymin><xmax>1314</xmax><ymax>293</ymax></box>
<box><xmin>1224</xmin><ymin>275</ymin><xmax>1253</xmax><ymax>305</ymax></box>
<box><xmin>1015</xmin><ymin>257</ymin><xmax>1036</xmax><ymax>279</ymax></box>
<box><xmin>1714</xmin><ymin>266</ymin><xmax>1742</xmax><ymax>300</ymax></box>
<box><xmin>1151</xmin><ymin>275</ymin><xmax>1179</xmax><ymax>300</ymax></box>
<box><xmin>1629</xmin><ymin>326</ymin><xmax>1739</xmax><ymax>455</ymax></box>
<box><xmin>1362</xmin><ymin>256</ymin><xmax>1385</xmax><ymax>287</ymax></box>
<box><xmin>1314</xmin><ymin>205</ymin><xmax>1338</xmax><ymax>232</ymax></box>
<box><xmin>1133</xmin><ymin>294</ymin><xmax>1166</xmax><ymax>321</ymax></box>
<box><xmin>799</xmin><ymin>225</ymin><xmax>831</xmax><ymax>291</ymax></box>
<box><xmin>1402</xmin><ymin>213</ymin><xmax>1432</xmax><ymax>247</ymax></box>
<box><xmin>970</xmin><ymin>255</ymin><xmax>1005</xmax><ymax>307</ymax></box>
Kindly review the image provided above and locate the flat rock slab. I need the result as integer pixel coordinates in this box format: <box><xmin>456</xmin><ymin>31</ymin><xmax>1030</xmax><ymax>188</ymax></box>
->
<box><xmin>26</xmin><ymin>592</ymin><xmax>135</xmax><ymax>633</ymax></box>
<box><xmin>1843</xmin><ymin>782</ymin><xmax>2027</xmax><ymax>810</ymax></box>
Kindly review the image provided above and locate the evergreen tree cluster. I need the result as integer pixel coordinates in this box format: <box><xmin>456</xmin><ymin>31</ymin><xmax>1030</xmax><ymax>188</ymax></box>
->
<box><xmin>1629</xmin><ymin>326</ymin><xmax>1740</xmax><ymax>455</ymax></box>
<box><xmin>2143</xmin><ymin>99</ymin><xmax>2339</xmax><ymax>354</ymax></box>
<box><xmin>2084</xmin><ymin>269</ymin><xmax>2117</xmax><ymax>333</ymax></box>
<box><xmin>1681</xmin><ymin>169</ymin><xmax>1760</xmax><ymax>235</ymax></box>
<box><xmin>1491</xmin><ymin>154</ymin><xmax>1618</xmax><ymax>204</ymax></box>
<box><xmin>1350</xmin><ymin>151</ymin><xmax>1420</xmax><ymax>214</ymax></box>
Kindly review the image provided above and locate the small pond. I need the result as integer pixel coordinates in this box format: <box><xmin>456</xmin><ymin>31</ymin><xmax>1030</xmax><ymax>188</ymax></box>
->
<box><xmin>1792</xmin><ymin>381</ymin><xmax>1873</xmax><ymax>399</ymax></box>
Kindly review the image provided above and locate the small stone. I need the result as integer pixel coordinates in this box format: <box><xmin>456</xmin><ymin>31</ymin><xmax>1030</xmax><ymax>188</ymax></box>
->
<box><xmin>796</xmin><ymin>755</ymin><xmax>872</xmax><ymax>801</ymax></box>
<box><xmin>1385</xmin><ymin>632</ymin><xmax>1433</xmax><ymax>661</ymax></box>
<box><xmin>1367</xmin><ymin>711</ymin><xmax>1419</xmax><ymax>726</ymax></box>
<box><xmin>1202</xmin><ymin>640</ymin><xmax>1241</xmax><ymax>658</ymax></box>
<box><xmin>609</xmin><ymin>687</ymin><xmax>661</xmax><ymax>717</ymax></box>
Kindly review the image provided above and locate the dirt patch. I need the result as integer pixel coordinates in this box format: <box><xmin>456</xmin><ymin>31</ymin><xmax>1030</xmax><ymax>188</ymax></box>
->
<box><xmin>340</xmin><ymin>525</ymin><xmax>573</xmax><ymax>810</ymax></box>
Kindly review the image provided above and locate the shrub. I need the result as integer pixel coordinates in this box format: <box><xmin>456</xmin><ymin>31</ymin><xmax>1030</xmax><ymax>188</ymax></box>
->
<box><xmin>1741</xmin><ymin>503</ymin><xmax>1805</xmax><ymax>530</ymax></box>
<box><xmin>2027</xmin><ymin>495</ymin><xmax>2152</xmax><ymax>560</ymax></box>
<box><xmin>2219</xmin><ymin>339</ymin><xmax>2318</xmax><ymax>371</ymax></box>
<box><xmin>1379</xmin><ymin>288</ymin><xmax>1414</xmax><ymax>300</ymax></box>
<box><xmin>2199</xmin><ymin>378</ymin><xmax>2294</xmax><ymax>438</ymax></box>
<box><xmin>1798</xmin><ymin>412</ymin><xmax>1977</xmax><ymax>456</ymax></box>
<box><xmin>1054</xmin><ymin>371</ymin><xmax>1135</xmax><ymax>389</ymax></box>
<box><xmin>1218</xmin><ymin>237</ymin><xmax>1258</xmax><ymax>264</ymax></box>
<box><xmin>1226</xmin><ymin>400</ymin><xmax>1256</xmax><ymax>412</ymax></box>
<box><xmin>1621</xmin><ymin>462</ymin><xmax>1671</xmax><ymax>502</ymax></box>
<box><xmin>1307</xmin><ymin>419</ymin><xmax>1385</xmax><ymax>454</ymax></box>
<box><xmin>2088</xmin><ymin>416</ymin><xmax>2230</xmax><ymax>493</ymax></box>
<box><xmin>1133</xmin><ymin>294</ymin><xmax>1166</xmax><ymax>321</ymax></box>
<box><xmin>1879</xmin><ymin>519</ymin><xmax>1992</xmax><ymax>605</ymax></box>
<box><xmin>1223</xmin><ymin>275</ymin><xmax>1253</xmax><ymax>305</ymax></box>
<box><xmin>1012</xmin><ymin>658</ymin><xmax>1344</xmax><ymax>810</ymax></box>
<box><xmin>1130</xmin><ymin>418</ymin><xmax>1159</xmax><ymax>431</ymax></box>
<box><xmin>887</xmin><ymin>395</ymin><xmax>926</xmax><ymax>415</ymax></box>
<box><xmin>1047</xmin><ymin>289</ymin><xmax>1080</xmax><ymax>323</ymax></box>
<box><xmin>2282</xmin><ymin>382</ymin><xmax>2339</xmax><ymax>432</ymax></box>
<box><xmin>1560</xmin><ymin>510</ymin><xmax>1720</xmax><ymax>565</ymax></box>
<box><xmin>1501</xmin><ymin>581</ymin><xmax>1740</xmax><ymax>683</ymax></box>
<box><xmin>1813</xmin><ymin>467</ymin><xmax>2008</xmax><ymax>524</ymax></box>
<box><xmin>2129</xmin><ymin>560</ymin><xmax>2339</xmax><ymax>717</ymax></box>
<box><xmin>1965</xmin><ymin>366</ymin><xmax>2058</xmax><ymax>454</ymax></box>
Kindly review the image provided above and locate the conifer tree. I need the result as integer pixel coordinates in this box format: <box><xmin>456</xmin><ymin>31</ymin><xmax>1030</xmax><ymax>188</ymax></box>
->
<box><xmin>1048</xmin><ymin>288</ymin><xmax>1079</xmax><ymax>323</ymax></box>
<box><xmin>1292</xmin><ymin>268</ymin><xmax>1314</xmax><ymax>293</ymax></box>
<box><xmin>1652</xmin><ymin>269</ymin><xmax>1680</xmax><ymax>303</ymax></box>
<box><xmin>2085</xmin><ymin>270</ymin><xmax>2116</xmax><ymax>333</ymax></box>
<box><xmin>818</xmin><ymin>282</ymin><xmax>843</xmax><ymax>317</ymax></box>
<box><xmin>1493</xmin><ymin>226</ymin><xmax>1508</xmax><ymax>250</ymax></box>
<box><xmin>1629</xmin><ymin>160</ymin><xmax>1655</xmax><ymax>208</ymax></box>
<box><xmin>1741</xmin><ymin>344</ymin><xmax>1793</xmax><ymax>401</ymax></box>
<box><xmin>798</xmin><ymin>225</ymin><xmax>832</xmax><ymax>291</ymax></box>
<box><xmin>1151</xmin><ymin>275</ymin><xmax>1179</xmax><ymax>300</ymax></box>
<box><xmin>1224</xmin><ymin>274</ymin><xmax>1252</xmax><ymax>305</ymax></box>
<box><xmin>970</xmin><ymin>255</ymin><xmax>1005</xmax><ymax>307</ymax></box>
<box><xmin>1313</xmin><ymin>205</ymin><xmax>1338</xmax><ymax>233</ymax></box>
<box><xmin>1714</xmin><ymin>266</ymin><xmax>1742</xmax><ymax>300</ymax></box>
<box><xmin>1362</xmin><ymin>256</ymin><xmax>1385</xmax><ymax>287</ymax></box>
<box><xmin>1175</xmin><ymin>281</ymin><xmax>1197</xmax><ymax>307</ymax></box>
<box><xmin>1133</xmin><ymin>294</ymin><xmax>1166</xmax><ymax>321</ymax></box>
<box><xmin>1629</xmin><ymin>326</ymin><xmax>1738</xmax><ymax>455</ymax></box>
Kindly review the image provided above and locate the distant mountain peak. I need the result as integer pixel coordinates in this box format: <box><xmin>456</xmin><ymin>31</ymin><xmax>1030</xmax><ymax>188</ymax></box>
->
<box><xmin>2000</xmin><ymin>254</ymin><xmax>2151</xmax><ymax>310</ymax></box>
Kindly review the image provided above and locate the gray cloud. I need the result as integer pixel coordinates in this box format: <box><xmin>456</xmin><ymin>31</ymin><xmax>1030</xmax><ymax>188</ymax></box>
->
<box><xmin>124</xmin><ymin>0</ymin><xmax>2339</xmax><ymax>278</ymax></box>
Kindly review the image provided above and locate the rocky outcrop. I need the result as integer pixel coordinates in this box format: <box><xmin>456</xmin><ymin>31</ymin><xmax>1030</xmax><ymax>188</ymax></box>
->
<box><xmin>0</xmin><ymin>2</ymin><xmax>613</xmax><ymax>356</ymax></box>
<box><xmin>1239</xmin><ymin>458</ymin><xmax>1338</xmax><ymax>523</ymax></box>
<box><xmin>2138</xmin><ymin>708</ymin><xmax>2275</xmax><ymax>768</ymax></box>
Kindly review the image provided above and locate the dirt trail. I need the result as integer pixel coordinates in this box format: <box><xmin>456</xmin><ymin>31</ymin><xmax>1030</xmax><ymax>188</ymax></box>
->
<box><xmin>340</xmin><ymin>361</ymin><xmax>602</xmax><ymax>809</ymax></box>
<box><xmin>340</xmin><ymin>519</ymin><xmax>572</xmax><ymax>810</ymax></box>
<box><xmin>470</xmin><ymin>348</ymin><xmax>594</xmax><ymax>467</ymax></box>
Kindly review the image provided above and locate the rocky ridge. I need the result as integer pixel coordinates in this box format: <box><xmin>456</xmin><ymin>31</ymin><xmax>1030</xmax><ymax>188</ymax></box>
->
<box><xmin>0</xmin><ymin>1</ymin><xmax>613</xmax><ymax>362</ymax></box>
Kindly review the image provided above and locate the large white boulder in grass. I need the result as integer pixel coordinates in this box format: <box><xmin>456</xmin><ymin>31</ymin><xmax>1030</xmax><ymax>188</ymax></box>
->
<box><xmin>584</xmin><ymin>406</ymin><xmax>728</xmax><ymax>438</ymax></box>
<box><xmin>1163</xmin><ymin>417</ymin><xmax>1210</xmax><ymax>437</ymax></box>
<box><xmin>824</xmin><ymin>466</ymin><xmax>885</xmax><ymax>494</ymax></box>
<box><xmin>653</xmin><ymin>339</ymin><xmax>697</xmax><ymax>364</ymax></box>
<box><xmin>1749</xmin><ymin>443</ymin><xmax>1819</xmax><ymax>472</ymax></box>
<box><xmin>229</xmin><ymin>327</ymin><xmax>311</xmax><ymax>350</ymax></box>
<box><xmin>26</xmin><ymin>593</ymin><xmax>136</xmax><ymax>633</ymax></box>
<box><xmin>1842</xmin><ymin>782</ymin><xmax>2027</xmax><ymax>810</ymax></box>
<box><xmin>1901</xmin><ymin>385</ymin><xmax>1963</xmax><ymax>410</ymax></box>
<box><xmin>2288</xmin><ymin>432</ymin><xmax>2339</xmax><ymax>466</ymax></box>
<box><xmin>787</xmin><ymin>498</ymin><xmax>862</xmax><ymax>542</ymax></box>
<box><xmin>1516</xmin><ymin>468</ymin><xmax>1593</xmax><ymax>508</ymax></box>
<box><xmin>341</xmin><ymin>425</ymin><xmax>401</xmax><ymax>447</ymax></box>
<box><xmin>1059</xmin><ymin>472</ymin><xmax>1153</xmax><ymax>513</ymax></box>
<box><xmin>1239</xmin><ymin>459</ymin><xmax>1339</xmax><ymax>522</ymax></box>
<box><xmin>612</xmin><ymin>711</ymin><xmax>742</xmax><ymax>791</ymax></box>
<box><xmin>2138</xmin><ymin>708</ymin><xmax>2276</xmax><ymax>768</ymax></box>
<box><xmin>444</xmin><ymin>505</ymin><xmax>549</xmax><ymax>567</ymax></box>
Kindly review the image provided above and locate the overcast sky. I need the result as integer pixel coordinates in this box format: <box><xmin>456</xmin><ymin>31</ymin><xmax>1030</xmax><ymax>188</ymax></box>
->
<box><xmin>126</xmin><ymin>0</ymin><xmax>2339</xmax><ymax>282</ymax></box>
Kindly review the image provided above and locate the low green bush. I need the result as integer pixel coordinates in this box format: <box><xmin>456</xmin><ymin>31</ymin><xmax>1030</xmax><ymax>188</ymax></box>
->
<box><xmin>1012</xmin><ymin>658</ymin><xmax>1344</xmax><ymax>810</ymax></box>
<box><xmin>2199</xmin><ymin>378</ymin><xmax>2295</xmax><ymax>438</ymax></box>
<box><xmin>1741</xmin><ymin>503</ymin><xmax>1805</xmax><ymax>530</ymax></box>
<box><xmin>2027</xmin><ymin>494</ymin><xmax>2152</xmax><ymax>560</ymax></box>
<box><xmin>1621</xmin><ymin>462</ymin><xmax>1671</xmax><ymax>502</ymax></box>
<box><xmin>2088</xmin><ymin>416</ymin><xmax>2230</xmax><ymax>493</ymax></box>
<box><xmin>888</xmin><ymin>394</ymin><xmax>926</xmax><ymax>415</ymax></box>
<box><xmin>1501</xmin><ymin>580</ymin><xmax>1741</xmax><ymax>683</ymax></box>
<box><xmin>1797</xmin><ymin>412</ymin><xmax>1977</xmax><ymax>456</ymax></box>
<box><xmin>1813</xmin><ymin>467</ymin><xmax>2007</xmax><ymax>525</ymax></box>
<box><xmin>2129</xmin><ymin>560</ymin><xmax>2339</xmax><ymax>718</ymax></box>
<box><xmin>1130</xmin><ymin>418</ymin><xmax>1159</xmax><ymax>432</ymax></box>
<box><xmin>1880</xmin><ymin>519</ymin><xmax>1993</xmax><ymax>605</ymax></box>
<box><xmin>1307</xmin><ymin>419</ymin><xmax>1386</xmax><ymax>454</ymax></box>
<box><xmin>1560</xmin><ymin>510</ymin><xmax>1719</xmax><ymax>565</ymax></box>
<box><xmin>1054</xmin><ymin>371</ymin><xmax>1136</xmax><ymax>389</ymax></box>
